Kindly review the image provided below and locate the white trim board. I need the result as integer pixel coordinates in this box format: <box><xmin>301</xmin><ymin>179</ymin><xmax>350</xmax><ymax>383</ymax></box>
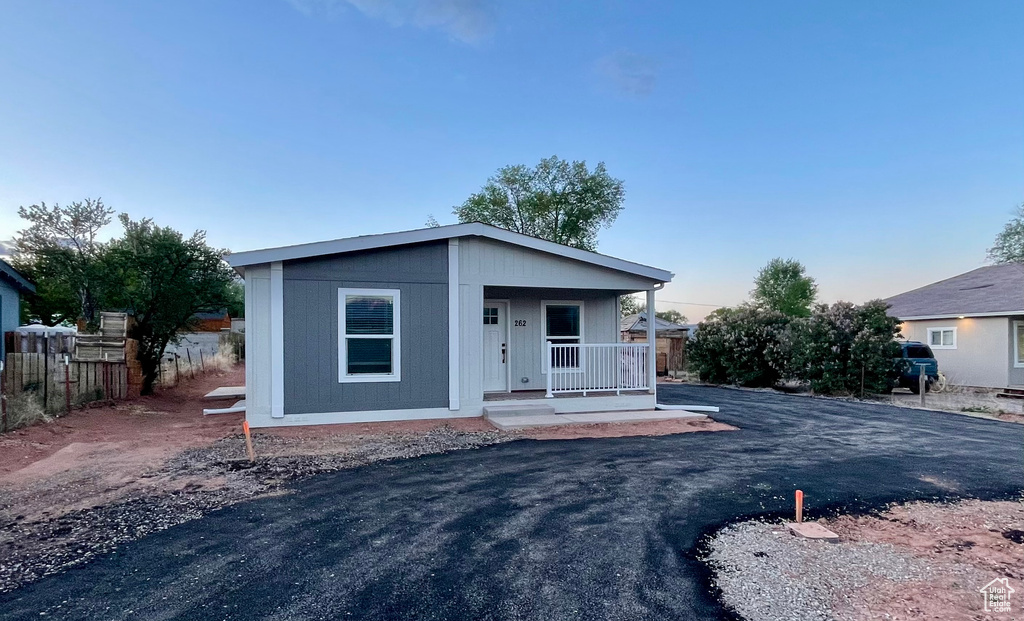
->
<box><xmin>448</xmin><ymin>239</ymin><xmax>460</xmax><ymax>410</ymax></box>
<box><xmin>270</xmin><ymin>262</ymin><xmax>284</xmax><ymax>419</ymax></box>
<box><xmin>898</xmin><ymin>311</ymin><xmax>1024</xmax><ymax>320</ymax></box>
<box><xmin>227</xmin><ymin>222</ymin><xmax>673</xmax><ymax>283</ymax></box>
<box><xmin>248</xmin><ymin>407</ymin><xmax>478</xmax><ymax>428</ymax></box>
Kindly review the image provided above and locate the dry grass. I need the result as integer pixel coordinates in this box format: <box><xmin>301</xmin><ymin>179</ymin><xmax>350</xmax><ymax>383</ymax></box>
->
<box><xmin>2</xmin><ymin>392</ymin><xmax>51</xmax><ymax>432</ymax></box>
<box><xmin>157</xmin><ymin>351</ymin><xmax>236</xmax><ymax>389</ymax></box>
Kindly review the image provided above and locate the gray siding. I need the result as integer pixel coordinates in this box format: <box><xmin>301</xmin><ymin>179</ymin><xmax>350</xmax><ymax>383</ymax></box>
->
<box><xmin>283</xmin><ymin>242</ymin><xmax>449</xmax><ymax>414</ymax></box>
<box><xmin>484</xmin><ymin>287</ymin><xmax>619</xmax><ymax>391</ymax></box>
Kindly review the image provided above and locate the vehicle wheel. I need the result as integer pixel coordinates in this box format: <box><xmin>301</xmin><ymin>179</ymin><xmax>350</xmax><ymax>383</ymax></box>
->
<box><xmin>909</xmin><ymin>383</ymin><xmax>920</xmax><ymax>394</ymax></box>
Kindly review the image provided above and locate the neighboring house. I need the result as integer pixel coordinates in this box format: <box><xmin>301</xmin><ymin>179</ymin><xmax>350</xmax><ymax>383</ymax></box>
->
<box><xmin>228</xmin><ymin>223</ymin><xmax>673</xmax><ymax>427</ymax></box>
<box><xmin>191</xmin><ymin>310</ymin><xmax>231</xmax><ymax>332</ymax></box>
<box><xmin>884</xmin><ymin>263</ymin><xmax>1024</xmax><ymax>389</ymax></box>
<box><xmin>620</xmin><ymin>312</ymin><xmax>690</xmax><ymax>376</ymax></box>
<box><xmin>0</xmin><ymin>259</ymin><xmax>36</xmax><ymax>357</ymax></box>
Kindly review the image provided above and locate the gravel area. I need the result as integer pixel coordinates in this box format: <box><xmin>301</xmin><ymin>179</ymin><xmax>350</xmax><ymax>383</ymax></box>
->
<box><xmin>0</xmin><ymin>425</ymin><xmax>512</xmax><ymax>594</ymax></box>
<box><xmin>705</xmin><ymin>521</ymin><xmax>933</xmax><ymax>621</ymax></box>
<box><xmin>704</xmin><ymin>499</ymin><xmax>1024</xmax><ymax>621</ymax></box>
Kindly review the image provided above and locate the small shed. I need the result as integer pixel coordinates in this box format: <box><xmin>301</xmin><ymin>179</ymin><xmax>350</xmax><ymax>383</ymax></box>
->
<box><xmin>0</xmin><ymin>259</ymin><xmax>36</xmax><ymax>357</ymax></box>
<box><xmin>620</xmin><ymin>312</ymin><xmax>690</xmax><ymax>376</ymax></box>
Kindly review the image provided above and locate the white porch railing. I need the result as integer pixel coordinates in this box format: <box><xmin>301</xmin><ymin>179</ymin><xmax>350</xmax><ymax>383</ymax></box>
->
<box><xmin>545</xmin><ymin>342</ymin><xmax>650</xmax><ymax>397</ymax></box>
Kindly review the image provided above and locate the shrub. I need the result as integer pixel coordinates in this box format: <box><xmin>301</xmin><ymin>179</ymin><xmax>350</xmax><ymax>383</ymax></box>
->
<box><xmin>688</xmin><ymin>306</ymin><xmax>790</xmax><ymax>387</ymax></box>
<box><xmin>789</xmin><ymin>300</ymin><xmax>903</xmax><ymax>395</ymax></box>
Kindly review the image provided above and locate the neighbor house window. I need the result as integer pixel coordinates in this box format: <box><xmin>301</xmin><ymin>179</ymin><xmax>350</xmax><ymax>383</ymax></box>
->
<box><xmin>927</xmin><ymin>327</ymin><xmax>956</xmax><ymax>350</ymax></box>
<box><xmin>338</xmin><ymin>288</ymin><xmax>401</xmax><ymax>382</ymax></box>
<box><xmin>1015</xmin><ymin>322</ymin><xmax>1024</xmax><ymax>368</ymax></box>
<box><xmin>543</xmin><ymin>301</ymin><xmax>582</xmax><ymax>370</ymax></box>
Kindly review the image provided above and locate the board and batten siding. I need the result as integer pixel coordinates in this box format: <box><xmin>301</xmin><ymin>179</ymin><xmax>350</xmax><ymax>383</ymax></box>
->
<box><xmin>458</xmin><ymin>237</ymin><xmax>661</xmax><ymax>406</ymax></box>
<box><xmin>281</xmin><ymin>242</ymin><xmax>449</xmax><ymax>415</ymax></box>
<box><xmin>901</xmin><ymin>317</ymin><xmax>1010</xmax><ymax>388</ymax></box>
<box><xmin>483</xmin><ymin>286</ymin><xmax>618</xmax><ymax>392</ymax></box>
<box><xmin>244</xmin><ymin>265</ymin><xmax>273</xmax><ymax>422</ymax></box>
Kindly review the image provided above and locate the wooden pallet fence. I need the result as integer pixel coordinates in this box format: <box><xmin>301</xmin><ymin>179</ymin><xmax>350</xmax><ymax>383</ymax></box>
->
<box><xmin>3</xmin><ymin>332</ymin><xmax>76</xmax><ymax>355</ymax></box>
<box><xmin>2</xmin><ymin>353</ymin><xmax>134</xmax><ymax>407</ymax></box>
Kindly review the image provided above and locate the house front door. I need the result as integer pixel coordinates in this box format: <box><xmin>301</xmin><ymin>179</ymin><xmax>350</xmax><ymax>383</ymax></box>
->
<box><xmin>483</xmin><ymin>301</ymin><xmax>508</xmax><ymax>392</ymax></box>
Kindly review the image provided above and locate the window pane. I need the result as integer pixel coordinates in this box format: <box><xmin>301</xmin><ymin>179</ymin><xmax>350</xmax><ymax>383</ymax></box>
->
<box><xmin>906</xmin><ymin>345</ymin><xmax>933</xmax><ymax>358</ymax></box>
<box><xmin>346</xmin><ymin>296</ymin><xmax>393</xmax><ymax>335</ymax></box>
<box><xmin>930</xmin><ymin>331</ymin><xmax>941</xmax><ymax>346</ymax></box>
<box><xmin>942</xmin><ymin>330</ymin><xmax>954</xmax><ymax>346</ymax></box>
<box><xmin>546</xmin><ymin>305</ymin><xmax>580</xmax><ymax>337</ymax></box>
<box><xmin>347</xmin><ymin>338</ymin><xmax>392</xmax><ymax>374</ymax></box>
<box><xmin>1017</xmin><ymin>326</ymin><xmax>1024</xmax><ymax>364</ymax></box>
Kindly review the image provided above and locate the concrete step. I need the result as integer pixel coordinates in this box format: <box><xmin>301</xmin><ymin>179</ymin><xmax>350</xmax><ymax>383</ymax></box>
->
<box><xmin>487</xmin><ymin>409</ymin><xmax>707</xmax><ymax>430</ymax></box>
<box><xmin>483</xmin><ymin>404</ymin><xmax>556</xmax><ymax>418</ymax></box>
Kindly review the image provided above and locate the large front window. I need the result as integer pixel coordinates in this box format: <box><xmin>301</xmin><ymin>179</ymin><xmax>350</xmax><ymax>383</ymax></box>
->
<box><xmin>543</xmin><ymin>302</ymin><xmax>582</xmax><ymax>369</ymax></box>
<box><xmin>338</xmin><ymin>289</ymin><xmax>401</xmax><ymax>382</ymax></box>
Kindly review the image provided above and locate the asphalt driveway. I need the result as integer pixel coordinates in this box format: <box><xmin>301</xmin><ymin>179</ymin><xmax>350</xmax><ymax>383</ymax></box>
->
<box><xmin>3</xmin><ymin>386</ymin><xmax>1022</xmax><ymax>620</ymax></box>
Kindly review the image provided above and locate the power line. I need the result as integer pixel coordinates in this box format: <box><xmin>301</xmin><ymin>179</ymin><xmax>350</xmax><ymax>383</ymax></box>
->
<box><xmin>656</xmin><ymin>299</ymin><xmax>734</xmax><ymax>308</ymax></box>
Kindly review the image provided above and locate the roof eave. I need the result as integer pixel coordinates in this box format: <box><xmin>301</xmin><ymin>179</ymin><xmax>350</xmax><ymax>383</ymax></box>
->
<box><xmin>227</xmin><ymin>222</ymin><xmax>673</xmax><ymax>283</ymax></box>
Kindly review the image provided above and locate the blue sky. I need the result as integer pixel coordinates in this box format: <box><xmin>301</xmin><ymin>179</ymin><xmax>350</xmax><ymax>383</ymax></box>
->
<box><xmin>1</xmin><ymin>1</ymin><xmax>1021</xmax><ymax>320</ymax></box>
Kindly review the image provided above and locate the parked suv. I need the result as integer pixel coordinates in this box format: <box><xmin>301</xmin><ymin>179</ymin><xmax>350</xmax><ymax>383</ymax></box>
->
<box><xmin>896</xmin><ymin>341</ymin><xmax>939</xmax><ymax>393</ymax></box>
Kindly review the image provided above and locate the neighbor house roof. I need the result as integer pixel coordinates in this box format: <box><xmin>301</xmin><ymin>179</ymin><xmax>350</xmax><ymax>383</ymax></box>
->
<box><xmin>884</xmin><ymin>263</ymin><xmax>1024</xmax><ymax>320</ymax></box>
<box><xmin>620</xmin><ymin>312</ymin><xmax>690</xmax><ymax>334</ymax></box>
<box><xmin>227</xmin><ymin>222</ymin><xmax>673</xmax><ymax>283</ymax></box>
<box><xmin>0</xmin><ymin>259</ymin><xmax>36</xmax><ymax>294</ymax></box>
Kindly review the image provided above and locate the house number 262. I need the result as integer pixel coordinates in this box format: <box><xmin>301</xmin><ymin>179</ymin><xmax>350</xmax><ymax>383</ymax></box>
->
<box><xmin>514</xmin><ymin>319</ymin><xmax>527</xmax><ymax>327</ymax></box>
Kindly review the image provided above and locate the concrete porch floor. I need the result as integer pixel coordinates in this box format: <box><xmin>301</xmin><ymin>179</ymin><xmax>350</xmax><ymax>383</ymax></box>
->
<box><xmin>483</xmin><ymin>390</ymin><xmax>650</xmax><ymax>401</ymax></box>
<box><xmin>485</xmin><ymin>409</ymin><xmax>708</xmax><ymax>430</ymax></box>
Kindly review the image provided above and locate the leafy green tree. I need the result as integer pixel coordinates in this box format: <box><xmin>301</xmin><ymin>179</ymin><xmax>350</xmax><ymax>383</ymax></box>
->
<box><xmin>655</xmin><ymin>309</ymin><xmax>687</xmax><ymax>324</ymax></box>
<box><xmin>11</xmin><ymin>199</ymin><xmax>114</xmax><ymax>326</ymax></box>
<box><xmin>988</xmin><ymin>203</ymin><xmax>1024</xmax><ymax>263</ymax></box>
<box><xmin>101</xmin><ymin>215</ymin><xmax>235</xmax><ymax>394</ymax></box>
<box><xmin>224</xmin><ymin>279</ymin><xmax>245</xmax><ymax>318</ymax></box>
<box><xmin>788</xmin><ymin>300</ymin><xmax>903</xmax><ymax>395</ymax></box>
<box><xmin>453</xmin><ymin>155</ymin><xmax>625</xmax><ymax>251</ymax></box>
<box><xmin>687</xmin><ymin>305</ymin><xmax>789</xmax><ymax>387</ymax></box>
<box><xmin>751</xmin><ymin>258</ymin><xmax>817</xmax><ymax>318</ymax></box>
<box><xmin>620</xmin><ymin>295</ymin><xmax>643</xmax><ymax>316</ymax></box>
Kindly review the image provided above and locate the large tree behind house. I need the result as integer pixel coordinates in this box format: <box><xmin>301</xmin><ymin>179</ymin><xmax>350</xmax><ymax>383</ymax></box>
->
<box><xmin>453</xmin><ymin>155</ymin><xmax>625</xmax><ymax>251</ymax></box>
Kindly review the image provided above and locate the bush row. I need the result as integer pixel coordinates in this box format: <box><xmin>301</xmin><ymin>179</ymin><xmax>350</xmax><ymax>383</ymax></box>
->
<box><xmin>688</xmin><ymin>300</ymin><xmax>904</xmax><ymax>395</ymax></box>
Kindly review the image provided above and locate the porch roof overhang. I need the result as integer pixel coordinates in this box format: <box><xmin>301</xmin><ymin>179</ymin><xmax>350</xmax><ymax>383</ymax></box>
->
<box><xmin>227</xmin><ymin>222</ymin><xmax>673</xmax><ymax>284</ymax></box>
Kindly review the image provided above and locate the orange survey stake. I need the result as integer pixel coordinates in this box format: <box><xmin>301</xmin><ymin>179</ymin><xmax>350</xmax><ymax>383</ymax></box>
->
<box><xmin>243</xmin><ymin>420</ymin><xmax>256</xmax><ymax>462</ymax></box>
<box><xmin>795</xmin><ymin>490</ymin><xmax>804</xmax><ymax>523</ymax></box>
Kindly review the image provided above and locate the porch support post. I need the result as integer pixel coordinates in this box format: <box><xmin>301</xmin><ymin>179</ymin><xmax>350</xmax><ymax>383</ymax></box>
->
<box><xmin>270</xmin><ymin>261</ymin><xmax>285</xmax><ymax>418</ymax></box>
<box><xmin>447</xmin><ymin>239</ymin><xmax>460</xmax><ymax>411</ymax></box>
<box><xmin>646</xmin><ymin>288</ymin><xmax>656</xmax><ymax>394</ymax></box>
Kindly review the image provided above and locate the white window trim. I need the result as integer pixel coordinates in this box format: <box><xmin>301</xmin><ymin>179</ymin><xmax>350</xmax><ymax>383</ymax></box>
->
<box><xmin>338</xmin><ymin>288</ymin><xmax>402</xmax><ymax>383</ymax></box>
<box><xmin>926</xmin><ymin>327</ymin><xmax>957</xmax><ymax>350</ymax></box>
<box><xmin>541</xmin><ymin>300</ymin><xmax>584</xmax><ymax>373</ymax></box>
<box><xmin>1014</xmin><ymin>321</ymin><xmax>1024</xmax><ymax>368</ymax></box>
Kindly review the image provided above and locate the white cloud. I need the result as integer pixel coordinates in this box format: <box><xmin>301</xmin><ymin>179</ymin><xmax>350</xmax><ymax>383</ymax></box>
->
<box><xmin>287</xmin><ymin>0</ymin><xmax>494</xmax><ymax>44</ymax></box>
<box><xmin>596</xmin><ymin>50</ymin><xmax>659</xmax><ymax>97</ymax></box>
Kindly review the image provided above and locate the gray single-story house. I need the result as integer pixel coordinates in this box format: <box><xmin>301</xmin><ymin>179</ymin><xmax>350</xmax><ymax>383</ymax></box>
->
<box><xmin>227</xmin><ymin>223</ymin><xmax>673</xmax><ymax>427</ymax></box>
<box><xmin>885</xmin><ymin>263</ymin><xmax>1024</xmax><ymax>389</ymax></box>
<box><xmin>0</xmin><ymin>259</ymin><xmax>36</xmax><ymax>357</ymax></box>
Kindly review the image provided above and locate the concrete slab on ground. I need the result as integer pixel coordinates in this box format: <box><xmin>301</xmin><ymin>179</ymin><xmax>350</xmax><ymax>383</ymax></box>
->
<box><xmin>204</xmin><ymin>386</ymin><xmax>246</xmax><ymax>400</ymax></box>
<box><xmin>786</xmin><ymin>522</ymin><xmax>840</xmax><ymax>541</ymax></box>
<box><xmin>487</xmin><ymin>409</ymin><xmax>707</xmax><ymax>430</ymax></box>
<box><xmin>482</xmin><ymin>404</ymin><xmax>556</xmax><ymax>418</ymax></box>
